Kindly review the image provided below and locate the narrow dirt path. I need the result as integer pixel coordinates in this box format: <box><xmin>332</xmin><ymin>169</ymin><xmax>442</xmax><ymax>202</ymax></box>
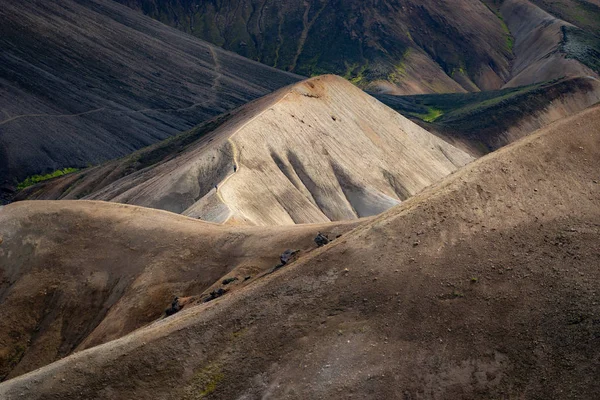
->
<box><xmin>289</xmin><ymin>0</ymin><xmax>329</xmax><ymax>72</ymax></box>
<box><xmin>214</xmin><ymin>91</ymin><xmax>292</xmax><ymax>206</ymax></box>
<box><xmin>208</xmin><ymin>46</ymin><xmax>223</xmax><ymax>93</ymax></box>
<box><xmin>0</xmin><ymin>108</ymin><xmax>106</xmax><ymax>126</ymax></box>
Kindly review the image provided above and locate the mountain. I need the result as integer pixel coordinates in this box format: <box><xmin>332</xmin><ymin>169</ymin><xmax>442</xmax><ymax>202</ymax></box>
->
<box><xmin>116</xmin><ymin>0</ymin><xmax>599</xmax><ymax>93</ymax></box>
<box><xmin>1</xmin><ymin>104</ymin><xmax>598</xmax><ymax>399</ymax></box>
<box><xmin>14</xmin><ymin>75</ymin><xmax>473</xmax><ymax>225</ymax></box>
<box><xmin>0</xmin><ymin>0</ymin><xmax>300</xmax><ymax>195</ymax></box>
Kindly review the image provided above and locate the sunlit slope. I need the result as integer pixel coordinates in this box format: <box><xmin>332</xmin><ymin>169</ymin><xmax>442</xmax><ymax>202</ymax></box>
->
<box><xmin>71</xmin><ymin>75</ymin><xmax>472</xmax><ymax>225</ymax></box>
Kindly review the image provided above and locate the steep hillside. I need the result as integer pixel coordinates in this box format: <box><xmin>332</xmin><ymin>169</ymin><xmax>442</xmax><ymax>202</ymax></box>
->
<box><xmin>116</xmin><ymin>0</ymin><xmax>515</xmax><ymax>93</ymax></box>
<box><xmin>500</xmin><ymin>0</ymin><xmax>599</xmax><ymax>86</ymax></box>
<box><xmin>1</xmin><ymin>104</ymin><xmax>599</xmax><ymax>399</ymax></box>
<box><xmin>0</xmin><ymin>0</ymin><xmax>300</xmax><ymax>196</ymax></box>
<box><xmin>116</xmin><ymin>0</ymin><xmax>600</xmax><ymax>94</ymax></box>
<box><xmin>523</xmin><ymin>0</ymin><xmax>600</xmax><ymax>37</ymax></box>
<box><xmin>14</xmin><ymin>76</ymin><xmax>473</xmax><ymax>225</ymax></box>
<box><xmin>377</xmin><ymin>76</ymin><xmax>600</xmax><ymax>155</ymax></box>
<box><xmin>0</xmin><ymin>200</ymin><xmax>359</xmax><ymax>380</ymax></box>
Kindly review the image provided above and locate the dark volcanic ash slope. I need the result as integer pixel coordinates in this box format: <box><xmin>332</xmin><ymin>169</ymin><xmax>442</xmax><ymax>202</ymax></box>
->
<box><xmin>0</xmin><ymin>0</ymin><xmax>300</xmax><ymax>193</ymax></box>
<box><xmin>116</xmin><ymin>0</ymin><xmax>515</xmax><ymax>94</ymax></box>
<box><xmin>1</xmin><ymin>107</ymin><xmax>599</xmax><ymax>398</ymax></box>
<box><xmin>115</xmin><ymin>0</ymin><xmax>600</xmax><ymax>95</ymax></box>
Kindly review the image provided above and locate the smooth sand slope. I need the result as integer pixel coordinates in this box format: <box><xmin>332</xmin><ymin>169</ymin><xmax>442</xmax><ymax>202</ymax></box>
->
<box><xmin>0</xmin><ymin>0</ymin><xmax>300</xmax><ymax>191</ymax></box>
<box><xmin>1</xmin><ymin>105</ymin><xmax>598</xmax><ymax>399</ymax></box>
<box><xmin>0</xmin><ymin>201</ymin><xmax>360</xmax><ymax>380</ymax></box>
<box><xmin>16</xmin><ymin>76</ymin><xmax>473</xmax><ymax>226</ymax></box>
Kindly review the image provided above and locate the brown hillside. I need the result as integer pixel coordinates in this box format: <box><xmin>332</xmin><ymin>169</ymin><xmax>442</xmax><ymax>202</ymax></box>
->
<box><xmin>1</xmin><ymin>105</ymin><xmax>598</xmax><ymax>398</ymax></box>
<box><xmin>0</xmin><ymin>201</ymin><xmax>360</xmax><ymax>380</ymax></box>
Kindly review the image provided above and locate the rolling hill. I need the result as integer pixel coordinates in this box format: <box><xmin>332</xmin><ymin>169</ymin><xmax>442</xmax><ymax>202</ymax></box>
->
<box><xmin>0</xmin><ymin>200</ymin><xmax>360</xmax><ymax>380</ymax></box>
<box><xmin>0</xmin><ymin>0</ymin><xmax>300</xmax><ymax>197</ymax></box>
<box><xmin>1</xmin><ymin>103</ymin><xmax>598</xmax><ymax>399</ymax></box>
<box><xmin>14</xmin><ymin>75</ymin><xmax>473</xmax><ymax>226</ymax></box>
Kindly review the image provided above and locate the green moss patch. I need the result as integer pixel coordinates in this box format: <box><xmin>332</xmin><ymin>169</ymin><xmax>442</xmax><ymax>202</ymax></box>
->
<box><xmin>183</xmin><ymin>364</ymin><xmax>225</xmax><ymax>399</ymax></box>
<box><xmin>17</xmin><ymin>168</ymin><xmax>79</xmax><ymax>190</ymax></box>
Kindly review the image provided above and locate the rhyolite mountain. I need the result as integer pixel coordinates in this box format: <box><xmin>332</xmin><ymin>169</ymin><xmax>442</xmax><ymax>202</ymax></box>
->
<box><xmin>14</xmin><ymin>76</ymin><xmax>473</xmax><ymax>225</ymax></box>
<box><xmin>116</xmin><ymin>0</ymin><xmax>599</xmax><ymax>94</ymax></box>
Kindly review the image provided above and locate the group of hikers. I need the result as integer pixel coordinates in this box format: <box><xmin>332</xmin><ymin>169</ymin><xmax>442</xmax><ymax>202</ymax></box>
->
<box><xmin>214</xmin><ymin>164</ymin><xmax>237</xmax><ymax>192</ymax></box>
<box><xmin>165</xmin><ymin>231</ymin><xmax>334</xmax><ymax>317</ymax></box>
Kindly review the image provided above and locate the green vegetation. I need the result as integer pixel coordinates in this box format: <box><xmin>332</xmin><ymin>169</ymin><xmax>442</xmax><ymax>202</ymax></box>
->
<box><xmin>344</xmin><ymin>62</ymin><xmax>370</xmax><ymax>86</ymax></box>
<box><xmin>387</xmin><ymin>49</ymin><xmax>411</xmax><ymax>84</ymax></box>
<box><xmin>184</xmin><ymin>364</ymin><xmax>225</xmax><ymax>399</ymax></box>
<box><xmin>561</xmin><ymin>26</ymin><xmax>600</xmax><ymax>74</ymax></box>
<box><xmin>421</xmin><ymin>108</ymin><xmax>444</xmax><ymax>122</ymax></box>
<box><xmin>495</xmin><ymin>12</ymin><xmax>514</xmax><ymax>52</ymax></box>
<box><xmin>17</xmin><ymin>168</ymin><xmax>79</xmax><ymax>190</ymax></box>
<box><xmin>480</xmin><ymin>1</ymin><xmax>515</xmax><ymax>53</ymax></box>
<box><xmin>374</xmin><ymin>80</ymin><xmax>553</xmax><ymax>123</ymax></box>
<box><xmin>450</xmin><ymin>65</ymin><xmax>467</xmax><ymax>78</ymax></box>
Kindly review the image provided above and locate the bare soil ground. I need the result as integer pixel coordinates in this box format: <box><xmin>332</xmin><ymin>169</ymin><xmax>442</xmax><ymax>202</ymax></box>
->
<box><xmin>1</xmin><ymin>104</ymin><xmax>598</xmax><ymax>399</ymax></box>
<box><xmin>0</xmin><ymin>201</ymin><xmax>360</xmax><ymax>380</ymax></box>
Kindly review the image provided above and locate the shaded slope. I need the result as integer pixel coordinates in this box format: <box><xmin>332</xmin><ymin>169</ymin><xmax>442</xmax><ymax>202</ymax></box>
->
<box><xmin>0</xmin><ymin>0</ymin><xmax>300</xmax><ymax>193</ymax></box>
<box><xmin>0</xmin><ymin>200</ymin><xmax>359</xmax><ymax>380</ymax></box>
<box><xmin>528</xmin><ymin>0</ymin><xmax>600</xmax><ymax>37</ymax></box>
<box><xmin>377</xmin><ymin>76</ymin><xmax>600</xmax><ymax>155</ymax></box>
<box><xmin>116</xmin><ymin>0</ymin><xmax>600</xmax><ymax>94</ymax></box>
<box><xmin>2</xmin><ymin>104</ymin><xmax>599</xmax><ymax>399</ymax></box>
<box><xmin>116</xmin><ymin>0</ymin><xmax>515</xmax><ymax>93</ymax></box>
<box><xmin>16</xmin><ymin>75</ymin><xmax>473</xmax><ymax>226</ymax></box>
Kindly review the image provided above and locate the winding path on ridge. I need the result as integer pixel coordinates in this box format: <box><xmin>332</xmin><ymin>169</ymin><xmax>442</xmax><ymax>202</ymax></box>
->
<box><xmin>214</xmin><ymin>91</ymin><xmax>294</xmax><ymax>214</ymax></box>
<box><xmin>0</xmin><ymin>108</ymin><xmax>106</xmax><ymax>126</ymax></box>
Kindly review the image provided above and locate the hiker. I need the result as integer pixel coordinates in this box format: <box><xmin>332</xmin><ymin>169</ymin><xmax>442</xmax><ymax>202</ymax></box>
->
<box><xmin>280</xmin><ymin>249</ymin><xmax>298</xmax><ymax>265</ymax></box>
<box><xmin>165</xmin><ymin>296</ymin><xmax>182</xmax><ymax>316</ymax></box>
<box><xmin>314</xmin><ymin>232</ymin><xmax>330</xmax><ymax>247</ymax></box>
<box><xmin>233</xmin><ymin>164</ymin><xmax>237</xmax><ymax>173</ymax></box>
<box><xmin>214</xmin><ymin>184</ymin><xmax>218</xmax><ymax>191</ymax></box>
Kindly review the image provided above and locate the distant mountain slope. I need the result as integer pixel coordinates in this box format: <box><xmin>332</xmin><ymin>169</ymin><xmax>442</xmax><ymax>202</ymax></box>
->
<box><xmin>116</xmin><ymin>0</ymin><xmax>515</xmax><ymax>93</ymax></box>
<box><xmin>116</xmin><ymin>0</ymin><xmax>599</xmax><ymax>94</ymax></box>
<box><xmin>499</xmin><ymin>0</ymin><xmax>599</xmax><ymax>87</ymax></box>
<box><xmin>0</xmin><ymin>0</ymin><xmax>300</xmax><ymax>195</ymax></box>
<box><xmin>376</xmin><ymin>76</ymin><xmax>600</xmax><ymax>155</ymax></box>
<box><xmin>15</xmin><ymin>76</ymin><xmax>473</xmax><ymax>225</ymax></box>
<box><xmin>2</xmin><ymin>105</ymin><xmax>598</xmax><ymax>400</ymax></box>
